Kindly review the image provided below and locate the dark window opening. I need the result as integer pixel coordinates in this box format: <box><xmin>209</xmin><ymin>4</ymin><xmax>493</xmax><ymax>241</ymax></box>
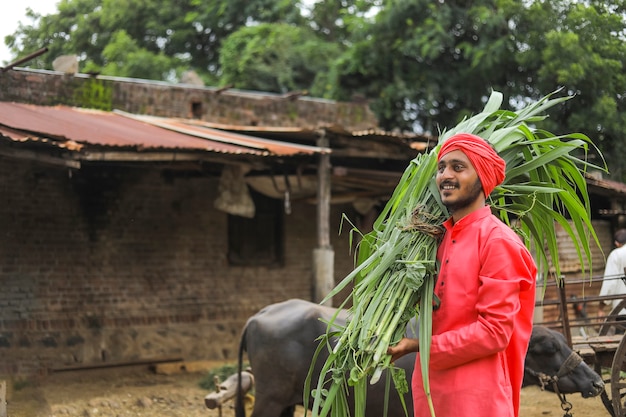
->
<box><xmin>228</xmin><ymin>191</ymin><xmax>284</xmax><ymax>266</ymax></box>
<box><xmin>191</xmin><ymin>101</ymin><xmax>203</xmax><ymax>119</ymax></box>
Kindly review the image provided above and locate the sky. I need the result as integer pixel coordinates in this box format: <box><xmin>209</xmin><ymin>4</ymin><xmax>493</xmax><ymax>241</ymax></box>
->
<box><xmin>0</xmin><ymin>0</ymin><xmax>59</xmax><ymax>65</ymax></box>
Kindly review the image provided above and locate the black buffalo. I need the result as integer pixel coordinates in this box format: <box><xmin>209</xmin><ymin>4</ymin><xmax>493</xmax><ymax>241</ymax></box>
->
<box><xmin>235</xmin><ymin>299</ymin><xmax>604</xmax><ymax>417</ymax></box>
<box><xmin>523</xmin><ymin>325</ymin><xmax>604</xmax><ymax>397</ymax></box>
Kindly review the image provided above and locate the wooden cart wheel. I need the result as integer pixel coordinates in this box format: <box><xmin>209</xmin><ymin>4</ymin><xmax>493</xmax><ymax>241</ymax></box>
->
<box><xmin>610</xmin><ymin>333</ymin><xmax>626</xmax><ymax>416</ymax></box>
<box><xmin>600</xmin><ymin>299</ymin><xmax>626</xmax><ymax>336</ymax></box>
<box><xmin>597</xmin><ymin>360</ymin><xmax>617</xmax><ymax>417</ymax></box>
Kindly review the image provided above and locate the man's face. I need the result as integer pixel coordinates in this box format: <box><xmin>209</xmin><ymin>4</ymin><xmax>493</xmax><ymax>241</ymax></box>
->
<box><xmin>436</xmin><ymin>149</ymin><xmax>484</xmax><ymax>215</ymax></box>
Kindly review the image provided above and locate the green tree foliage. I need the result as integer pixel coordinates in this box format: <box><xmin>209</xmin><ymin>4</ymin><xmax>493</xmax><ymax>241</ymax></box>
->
<box><xmin>183</xmin><ymin>0</ymin><xmax>304</xmax><ymax>80</ymax></box>
<box><xmin>5</xmin><ymin>0</ymin><xmax>106</xmax><ymax>69</ymax></box>
<box><xmin>327</xmin><ymin>0</ymin><xmax>524</xmax><ymax>132</ymax></box>
<box><xmin>5</xmin><ymin>0</ymin><xmax>189</xmax><ymax>79</ymax></box>
<box><xmin>513</xmin><ymin>0</ymin><xmax>626</xmax><ymax>178</ymax></box>
<box><xmin>328</xmin><ymin>0</ymin><xmax>626</xmax><ymax>179</ymax></box>
<box><xmin>5</xmin><ymin>0</ymin><xmax>303</xmax><ymax>83</ymax></box>
<box><xmin>219</xmin><ymin>23</ymin><xmax>341</xmax><ymax>95</ymax></box>
<box><xmin>88</xmin><ymin>30</ymin><xmax>178</xmax><ymax>80</ymax></box>
<box><xmin>307</xmin><ymin>0</ymin><xmax>382</xmax><ymax>43</ymax></box>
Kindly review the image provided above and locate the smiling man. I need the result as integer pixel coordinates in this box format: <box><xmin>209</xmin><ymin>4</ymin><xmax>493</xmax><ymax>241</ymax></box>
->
<box><xmin>388</xmin><ymin>133</ymin><xmax>537</xmax><ymax>417</ymax></box>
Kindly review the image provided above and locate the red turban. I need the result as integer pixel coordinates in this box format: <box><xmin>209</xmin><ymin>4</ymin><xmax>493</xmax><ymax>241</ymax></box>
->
<box><xmin>437</xmin><ymin>133</ymin><xmax>506</xmax><ymax>197</ymax></box>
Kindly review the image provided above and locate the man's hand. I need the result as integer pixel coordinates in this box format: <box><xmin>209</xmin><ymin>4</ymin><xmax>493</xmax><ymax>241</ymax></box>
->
<box><xmin>387</xmin><ymin>337</ymin><xmax>420</xmax><ymax>363</ymax></box>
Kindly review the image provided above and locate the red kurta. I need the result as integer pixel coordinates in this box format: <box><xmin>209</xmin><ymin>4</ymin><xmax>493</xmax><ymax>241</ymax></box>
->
<box><xmin>412</xmin><ymin>206</ymin><xmax>536</xmax><ymax>417</ymax></box>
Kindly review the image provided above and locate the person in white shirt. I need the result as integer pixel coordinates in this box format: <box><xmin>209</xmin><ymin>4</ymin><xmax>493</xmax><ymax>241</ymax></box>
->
<box><xmin>599</xmin><ymin>229</ymin><xmax>626</xmax><ymax>323</ymax></box>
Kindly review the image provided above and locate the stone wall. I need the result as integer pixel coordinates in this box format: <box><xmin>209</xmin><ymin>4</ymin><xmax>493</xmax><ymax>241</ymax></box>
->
<box><xmin>0</xmin><ymin>68</ymin><xmax>378</xmax><ymax>130</ymax></box>
<box><xmin>0</xmin><ymin>158</ymin><xmax>358</xmax><ymax>376</ymax></box>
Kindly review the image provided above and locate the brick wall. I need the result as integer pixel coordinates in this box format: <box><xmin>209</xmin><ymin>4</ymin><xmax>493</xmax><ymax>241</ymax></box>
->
<box><xmin>0</xmin><ymin>69</ymin><xmax>377</xmax><ymax>130</ymax></box>
<box><xmin>0</xmin><ymin>157</ymin><xmax>358</xmax><ymax>375</ymax></box>
<box><xmin>535</xmin><ymin>220</ymin><xmax>614</xmax><ymax>330</ymax></box>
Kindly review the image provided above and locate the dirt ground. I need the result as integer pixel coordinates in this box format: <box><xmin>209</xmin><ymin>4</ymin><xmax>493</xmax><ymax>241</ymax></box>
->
<box><xmin>3</xmin><ymin>363</ymin><xmax>612</xmax><ymax>417</ymax></box>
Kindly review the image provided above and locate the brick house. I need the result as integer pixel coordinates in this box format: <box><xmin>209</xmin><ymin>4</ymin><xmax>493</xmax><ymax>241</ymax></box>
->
<box><xmin>0</xmin><ymin>68</ymin><xmax>428</xmax><ymax>376</ymax></box>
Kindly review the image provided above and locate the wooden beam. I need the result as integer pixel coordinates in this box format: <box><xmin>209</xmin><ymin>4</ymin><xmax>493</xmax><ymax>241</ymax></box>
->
<box><xmin>332</xmin><ymin>166</ymin><xmax>403</xmax><ymax>180</ymax></box>
<box><xmin>78</xmin><ymin>151</ymin><xmax>271</xmax><ymax>170</ymax></box>
<box><xmin>79</xmin><ymin>151</ymin><xmax>207</xmax><ymax>162</ymax></box>
<box><xmin>1</xmin><ymin>47</ymin><xmax>48</xmax><ymax>73</ymax></box>
<box><xmin>331</xmin><ymin>148</ymin><xmax>414</xmax><ymax>160</ymax></box>
<box><xmin>0</xmin><ymin>147</ymin><xmax>80</xmax><ymax>168</ymax></box>
<box><xmin>332</xmin><ymin>176</ymin><xmax>399</xmax><ymax>191</ymax></box>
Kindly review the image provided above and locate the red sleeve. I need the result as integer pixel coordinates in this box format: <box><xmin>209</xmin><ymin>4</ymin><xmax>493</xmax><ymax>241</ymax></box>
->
<box><xmin>428</xmin><ymin>238</ymin><xmax>536</xmax><ymax>370</ymax></box>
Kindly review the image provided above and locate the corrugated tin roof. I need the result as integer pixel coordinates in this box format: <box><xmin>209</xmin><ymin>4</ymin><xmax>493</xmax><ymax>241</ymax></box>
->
<box><xmin>115</xmin><ymin>110</ymin><xmax>327</xmax><ymax>156</ymax></box>
<box><xmin>0</xmin><ymin>102</ymin><xmax>328</xmax><ymax>157</ymax></box>
<box><xmin>175</xmin><ymin>119</ymin><xmax>434</xmax><ymax>150</ymax></box>
<box><xmin>0</xmin><ymin>124</ymin><xmax>82</xmax><ymax>151</ymax></box>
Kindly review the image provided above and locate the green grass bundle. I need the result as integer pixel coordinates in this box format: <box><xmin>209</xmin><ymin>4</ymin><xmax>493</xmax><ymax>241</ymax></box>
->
<box><xmin>306</xmin><ymin>90</ymin><xmax>604</xmax><ymax>417</ymax></box>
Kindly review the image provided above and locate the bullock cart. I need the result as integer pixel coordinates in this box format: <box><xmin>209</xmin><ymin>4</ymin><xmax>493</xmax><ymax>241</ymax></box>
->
<box><xmin>536</xmin><ymin>273</ymin><xmax>626</xmax><ymax>416</ymax></box>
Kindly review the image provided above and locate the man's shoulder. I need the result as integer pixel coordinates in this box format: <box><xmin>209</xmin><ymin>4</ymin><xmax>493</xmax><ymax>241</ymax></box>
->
<box><xmin>479</xmin><ymin>214</ymin><xmax>524</xmax><ymax>243</ymax></box>
<box><xmin>606</xmin><ymin>245</ymin><xmax>626</xmax><ymax>262</ymax></box>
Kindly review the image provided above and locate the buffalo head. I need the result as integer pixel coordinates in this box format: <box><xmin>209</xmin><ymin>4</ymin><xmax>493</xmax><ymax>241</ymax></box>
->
<box><xmin>523</xmin><ymin>326</ymin><xmax>604</xmax><ymax>398</ymax></box>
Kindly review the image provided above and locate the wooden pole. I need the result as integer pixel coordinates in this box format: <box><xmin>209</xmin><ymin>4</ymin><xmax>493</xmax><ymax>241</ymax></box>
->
<box><xmin>314</xmin><ymin>129</ymin><xmax>334</xmax><ymax>305</ymax></box>
<box><xmin>1</xmin><ymin>47</ymin><xmax>48</xmax><ymax>72</ymax></box>
<box><xmin>557</xmin><ymin>278</ymin><xmax>573</xmax><ymax>347</ymax></box>
<box><xmin>0</xmin><ymin>380</ymin><xmax>6</xmax><ymax>417</ymax></box>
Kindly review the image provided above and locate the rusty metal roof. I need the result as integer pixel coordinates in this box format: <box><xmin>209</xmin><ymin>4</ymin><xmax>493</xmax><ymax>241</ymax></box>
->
<box><xmin>0</xmin><ymin>102</ymin><xmax>328</xmax><ymax>157</ymax></box>
<box><xmin>186</xmin><ymin>119</ymin><xmax>434</xmax><ymax>149</ymax></box>
<box><xmin>115</xmin><ymin>110</ymin><xmax>327</xmax><ymax>156</ymax></box>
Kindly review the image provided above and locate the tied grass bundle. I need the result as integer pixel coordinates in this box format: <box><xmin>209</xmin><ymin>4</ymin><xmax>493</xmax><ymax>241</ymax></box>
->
<box><xmin>305</xmin><ymin>90</ymin><xmax>604</xmax><ymax>417</ymax></box>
